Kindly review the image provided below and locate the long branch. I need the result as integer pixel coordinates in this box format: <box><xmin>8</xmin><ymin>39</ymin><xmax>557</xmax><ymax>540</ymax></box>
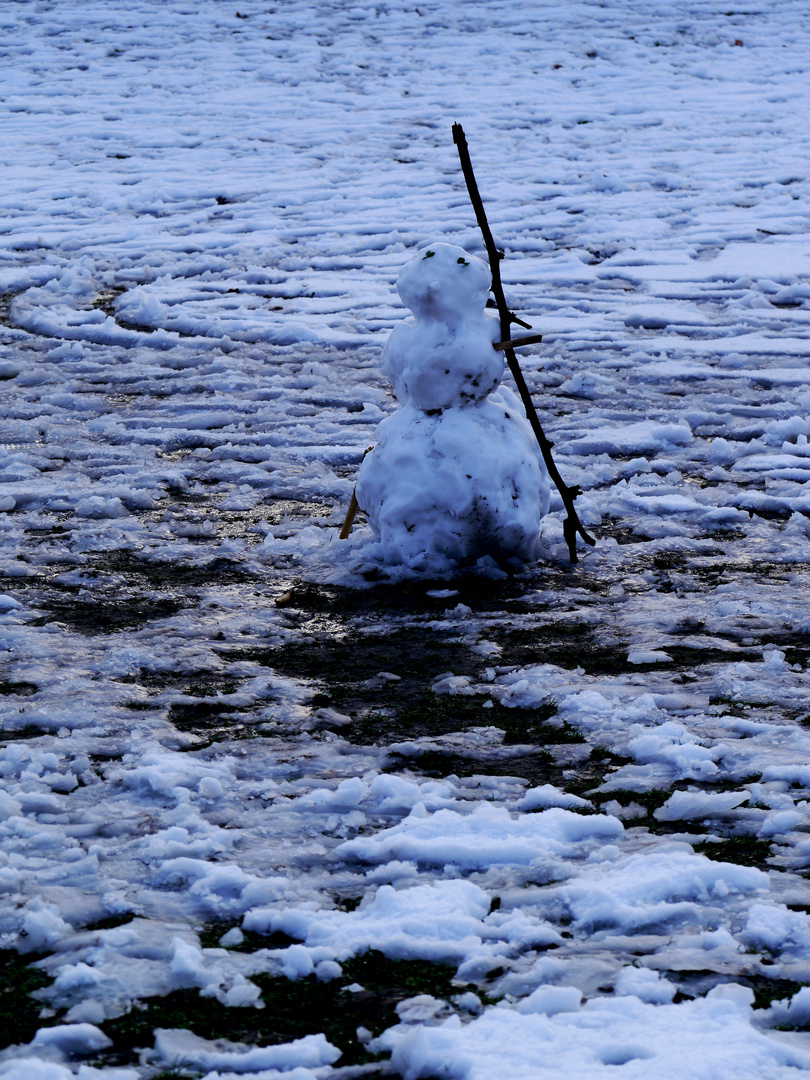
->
<box><xmin>451</xmin><ymin>123</ymin><xmax>596</xmax><ymax>563</ymax></box>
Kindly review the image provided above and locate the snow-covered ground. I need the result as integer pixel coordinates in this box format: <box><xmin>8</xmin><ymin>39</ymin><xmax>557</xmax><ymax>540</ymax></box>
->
<box><xmin>3</xmin><ymin>1</ymin><xmax>810</xmax><ymax>1077</ymax></box>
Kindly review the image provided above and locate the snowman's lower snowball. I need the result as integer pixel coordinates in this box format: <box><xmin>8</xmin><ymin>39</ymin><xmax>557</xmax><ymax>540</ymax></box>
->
<box><xmin>356</xmin><ymin>387</ymin><xmax>550</xmax><ymax>573</ymax></box>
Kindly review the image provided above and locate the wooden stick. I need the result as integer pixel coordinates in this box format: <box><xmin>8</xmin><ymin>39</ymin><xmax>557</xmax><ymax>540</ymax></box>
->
<box><xmin>338</xmin><ymin>445</ymin><xmax>374</xmax><ymax>539</ymax></box>
<box><xmin>493</xmin><ymin>333</ymin><xmax>544</xmax><ymax>351</ymax></box>
<box><xmin>339</xmin><ymin>491</ymin><xmax>359</xmax><ymax>539</ymax></box>
<box><xmin>452</xmin><ymin>123</ymin><xmax>596</xmax><ymax>563</ymax></box>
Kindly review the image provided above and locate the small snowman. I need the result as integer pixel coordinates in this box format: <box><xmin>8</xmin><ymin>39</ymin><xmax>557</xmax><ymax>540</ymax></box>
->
<box><xmin>355</xmin><ymin>242</ymin><xmax>550</xmax><ymax>573</ymax></box>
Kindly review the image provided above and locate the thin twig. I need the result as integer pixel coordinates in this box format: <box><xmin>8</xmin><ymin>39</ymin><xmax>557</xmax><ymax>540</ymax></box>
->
<box><xmin>339</xmin><ymin>490</ymin><xmax>359</xmax><ymax>540</ymax></box>
<box><xmin>338</xmin><ymin>446</ymin><xmax>374</xmax><ymax>539</ymax></box>
<box><xmin>452</xmin><ymin>122</ymin><xmax>596</xmax><ymax>563</ymax></box>
<box><xmin>493</xmin><ymin>333</ymin><xmax>544</xmax><ymax>351</ymax></box>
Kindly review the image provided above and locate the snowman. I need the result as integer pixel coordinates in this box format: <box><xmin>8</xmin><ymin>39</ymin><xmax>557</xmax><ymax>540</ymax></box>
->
<box><xmin>355</xmin><ymin>242</ymin><xmax>550</xmax><ymax>573</ymax></box>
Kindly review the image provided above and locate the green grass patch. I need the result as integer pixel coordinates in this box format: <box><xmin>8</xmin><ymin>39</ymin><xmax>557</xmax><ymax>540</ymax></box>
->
<box><xmin>0</xmin><ymin>680</ymin><xmax>37</xmax><ymax>696</ymax></box>
<box><xmin>0</xmin><ymin>950</ymin><xmax>55</xmax><ymax>1050</ymax></box>
<box><xmin>96</xmin><ymin>551</ymin><xmax>250</xmax><ymax>588</ymax></box>
<box><xmin>30</xmin><ymin>594</ymin><xmax>188</xmax><ymax>635</ymax></box>
<box><xmin>197</xmin><ymin>922</ymin><xmax>299</xmax><ymax>952</ymax></box>
<box><xmin>387</xmin><ymin>746</ymin><xmax>559</xmax><ymax>786</ymax></box>
<box><xmin>187</xmin><ymin>680</ymin><xmax>238</xmax><ymax>698</ymax></box>
<box><xmin>82</xmin><ymin>914</ymin><xmax>137</xmax><ymax>933</ymax></box>
<box><xmin>150</xmin><ymin>1070</ymin><xmax>200</xmax><ymax>1080</ymax></box>
<box><xmin>693</xmin><ymin>834</ymin><xmax>773</xmax><ymax>868</ymax></box>
<box><xmin>590</xmin><ymin>788</ymin><xmax>673</xmax><ymax>816</ymax></box>
<box><xmin>495</xmin><ymin>623</ymin><xmax>635</xmax><ymax>675</ymax></box>
<box><xmin>0</xmin><ymin>722</ymin><xmax>46</xmax><ymax>743</ymax></box>
<box><xmin>240</xmin><ymin>628</ymin><xmax>476</xmax><ymax>695</ymax></box>
<box><xmin>258</xmin><ymin>576</ymin><xmax>537</xmax><ymax>622</ymax></box>
<box><xmin>748</xmin><ymin>976</ymin><xmax>808</xmax><ymax>1013</ymax></box>
<box><xmin>347</xmin><ymin>692</ymin><xmax>568</xmax><ymax>748</ymax></box>
<box><xmin>225</xmin><ymin>622</ymin><xmax>576</xmax><ymax>756</ymax></box>
<box><xmin>100</xmin><ymin>950</ymin><xmax>458</xmax><ymax>1068</ymax></box>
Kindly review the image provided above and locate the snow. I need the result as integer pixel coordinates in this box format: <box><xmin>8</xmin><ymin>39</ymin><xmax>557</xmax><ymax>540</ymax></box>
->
<box><xmin>29</xmin><ymin>1025</ymin><xmax>111</xmax><ymax>1055</ymax></box>
<box><xmin>3</xmin><ymin>1</ymin><xmax>810</xmax><ymax>1078</ymax></box>
<box><xmin>337</xmin><ymin>802</ymin><xmax>624</xmax><ymax>869</ymax></box>
<box><xmin>381</xmin><ymin>990</ymin><xmax>810</xmax><ymax>1080</ymax></box>
<box><xmin>245</xmin><ymin>879</ymin><xmax>499</xmax><ymax>966</ymax></box>
<box><xmin>0</xmin><ymin>1065</ymin><xmax>136</xmax><ymax>1080</ymax></box>
<box><xmin>151</xmin><ymin>1029</ymin><xmax>340</xmax><ymax>1074</ymax></box>
<box><xmin>654</xmin><ymin>789</ymin><xmax>751</xmax><ymax>821</ymax></box>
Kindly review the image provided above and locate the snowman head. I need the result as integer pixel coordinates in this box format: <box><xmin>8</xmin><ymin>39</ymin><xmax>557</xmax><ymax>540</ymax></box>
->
<box><xmin>396</xmin><ymin>243</ymin><xmax>491</xmax><ymax>324</ymax></box>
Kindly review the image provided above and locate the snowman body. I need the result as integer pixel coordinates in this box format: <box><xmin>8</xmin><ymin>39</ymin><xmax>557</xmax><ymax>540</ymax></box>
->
<box><xmin>356</xmin><ymin>243</ymin><xmax>549</xmax><ymax>572</ymax></box>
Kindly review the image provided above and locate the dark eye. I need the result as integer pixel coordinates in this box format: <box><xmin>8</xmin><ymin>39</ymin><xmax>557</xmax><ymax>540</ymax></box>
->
<box><xmin>423</xmin><ymin>250</ymin><xmax>435</xmax><ymax>259</ymax></box>
<box><xmin>457</xmin><ymin>257</ymin><xmax>468</xmax><ymax>265</ymax></box>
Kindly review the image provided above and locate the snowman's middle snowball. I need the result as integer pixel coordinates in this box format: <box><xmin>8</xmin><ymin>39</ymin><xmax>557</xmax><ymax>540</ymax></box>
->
<box><xmin>383</xmin><ymin>243</ymin><xmax>503</xmax><ymax>413</ymax></box>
